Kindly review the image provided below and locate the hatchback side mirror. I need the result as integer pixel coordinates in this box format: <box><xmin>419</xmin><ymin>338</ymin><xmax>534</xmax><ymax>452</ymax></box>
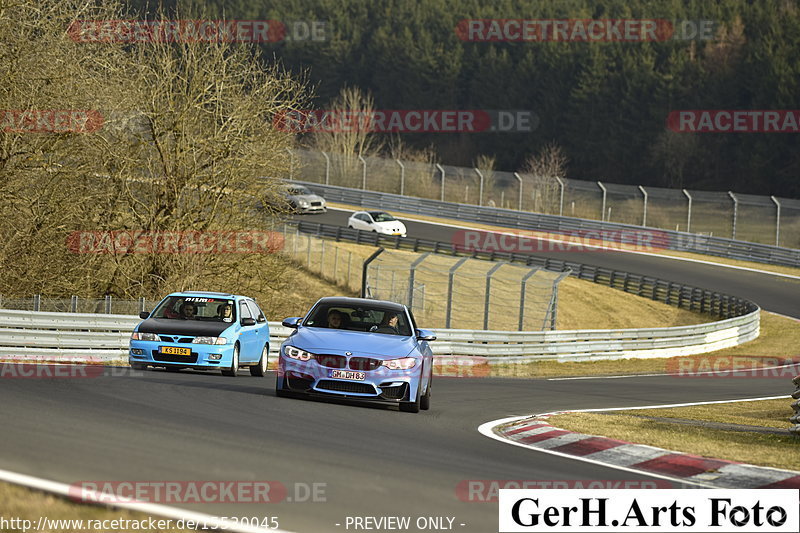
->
<box><xmin>416</xmin><ymin>329</ymin><xmax>436</xmax><ymax>341</ymax></box>
<box><xmin>241</xmin><ymin>317</ymin><xmax>257</xmax><ymax>327</ymax></box>
<box><xmin>139</xmin><ymin>311</ymin><xmax>150</xmax><ymax>319</ymax></box>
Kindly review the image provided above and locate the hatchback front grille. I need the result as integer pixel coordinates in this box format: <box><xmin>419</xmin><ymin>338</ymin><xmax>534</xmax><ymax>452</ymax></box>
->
<box><xmin>316</xmin><ymin>380</ymin><xmax>376</xmax><ymax>395</ymax></box>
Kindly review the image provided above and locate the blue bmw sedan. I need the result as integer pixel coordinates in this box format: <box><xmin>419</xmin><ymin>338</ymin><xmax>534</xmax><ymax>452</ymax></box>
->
<box><xmin>277</xmin><ymin>297</ymin><xmax>436</xmax><ymax>413</ymax></box>
<box><xmin>129</xmin><ymin>291</ymin><xmax>270</xmax><ymax>376</ymax></box>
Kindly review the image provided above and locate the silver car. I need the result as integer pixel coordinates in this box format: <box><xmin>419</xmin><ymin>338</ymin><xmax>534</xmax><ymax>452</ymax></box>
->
<box><xmin>282</xmin><ymin>184</ymin><xmax>327</xmax><ymax>214</ymax></box>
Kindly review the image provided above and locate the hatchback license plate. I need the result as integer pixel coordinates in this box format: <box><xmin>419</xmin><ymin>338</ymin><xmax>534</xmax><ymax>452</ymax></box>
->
<box><xmin>159</xmin><ymin>346</ymin><xmax>191</xmax><ymax>356</ymax></box>
<box><xmin>329</xmin><ymin>370</ymin><xmax>365</xmax><ymax>381</ymax></box>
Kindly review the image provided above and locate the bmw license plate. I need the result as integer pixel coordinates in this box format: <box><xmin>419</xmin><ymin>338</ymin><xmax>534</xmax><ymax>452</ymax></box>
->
<box><xmin>159</xmin><ymin>346</ymin><xmax>191</xmax><ymax>356</ymax></box>
<box><xmin>329</xmin><ymin>370</ymin><xmax>365</xmax><ymax>381</ymax></box>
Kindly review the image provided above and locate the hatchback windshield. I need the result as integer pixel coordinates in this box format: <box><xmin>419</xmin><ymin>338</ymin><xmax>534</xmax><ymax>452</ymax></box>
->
<box><xmin>304</xmin><ymin>303</ymin><xmax>411</xmax><ymax>336</ymax></box>
<box><xmin>287</xmin><ymin>186</ymin><xmax>312</xmax><ymax>195</ymax></box>
<box><xmin>152</xmin><ymin>296</ymin><xmax>237</xmax><ymax>322</ymax></box>
<box><xmin>369</xmin><ymin>212</ymin><xmax>396</xmax><ymax>222</ymax></box>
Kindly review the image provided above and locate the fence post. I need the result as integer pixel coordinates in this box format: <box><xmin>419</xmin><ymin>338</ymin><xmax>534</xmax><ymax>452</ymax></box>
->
<box><xmin>71</xmin><ymin>295</ymin><xmax>78</xmax><ymax>313</ymax></box>
<box><xmin>518</xmin><ymin>268</ymin><xmax>539</xmax><ymax>331</ymax></box>
<box><xmin>33</xmin><ymin>294</ymin><xmax>41</xmax><ymax>312</ymax></box>
<box><xmin>361</xmin><ymin>247</ymin><xmax>384</xmax><ymax>298</ymax></box>
<box><xmin>104</xmin><ymin>295</ymin><xmax>112</xmax><ymax>314</ymax></box>
<box><xmin>682</xmin><ymin>189</ymin><xmax>692</xmax><ymax>233</ymax></box>
<box><xmin>728</xmin><ymin>191</ymin><xmax>738</xmax><ymax>239</ymax></box>
<box><xmin>436</xmin><ymin>163</ymin><xmax>445</xmax><ymax>202</ymax></box>
<box><xmin>598</xmin><ymin>181</ymin><xmax>607</xmax><ymax>221</ymax></box>
<box><xmin>139</xmin><ymin>297</ymin><xmax>146</xmax><ymax>313</ymax></box>
<box><xmin>347</xmin><ymin>251</ymin><xmax>352</xmax><ymax>289</ymax></box>
<box><xmin>286</xmin><ymin>147</ymin><xmax>293</xmax><ymax>179</ymax></box>
<box><xmin>321</xmin><ymin>151</ymin><xmax>330</xmax><ymax>185</ymax></box>
<box><xmin>333</xmin><ymin>246</ymin><xmax>339</xmax><ymax>276</ymax></box>
<box><xmin>475</xmin><ymin>168</ymin><xmax>484</xmax><ymax>206</ymax></box>
<box><xmin>445</xmin><ymin>257</ymin><xmax>469</xmax><ymax>329</ymax></box>
<box><xmin>639</xmin><ymin>185</ymin><xmax>648</xmax><ymax>227</ymax></box>
<box><xmin>555</xmin><ymin>176</ymin><xmax>565</xmax><ymax>216</ymax></box>
<box><xmin>407</xmin><ymin>253</ymin><xmax>431</xmax><ymax>309</ymax></box>
<box><xmin>513</xmin><ymin>172</ymin><xmax>523</xmax><ymax>211</ymax></box>
<box><xmin>358</xmin><ymin>154</ymin><xmax>367</xmax><ymax>190</ymax></box>
<box><xmin>306</xmin><ymin>234</ymin><xmax>312</xmax><ymax>267</ymax></box>
<box><xmin>320</xmin><ymin>240</ymin><xmax>326</xmax><ymax>273</ymax></box>
<box><xmin>483</xmin><ymin>262</ymin><xmax>505</xmax><ymax>330</ymax></box>
<box><xmin>771</xmin><ymin>195</ymin><xmax>781</xmax><ymax>246</ymax></box>
<box><xmin>546</xmin><ymin>270</ymin><xmax>571</xmax><ymax>330</ymax></box>
<box><xmin>396</xmin><ymin>159</ymin><xmax>405</xmax><ymax>196</ymax></box>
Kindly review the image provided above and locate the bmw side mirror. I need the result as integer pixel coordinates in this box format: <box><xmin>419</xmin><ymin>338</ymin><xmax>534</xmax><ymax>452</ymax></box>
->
<box><xmin>241</xmin><ymin>317</ymin><xmax>257</xmax><ymax>327</ymax></box>
<box><xmin>282</xmin><ymin>317</ymin><xmax>302</xmax><ymax>328</ymax></box>
<box><xmin>416</xmin><ymin>329</ymin><xmax>436</xmax><ymax>341</ymax></box>
<box><xmin>139</xmin><ymin>311</ymin><xmax>150</xmax><ymax>319</ymax></box>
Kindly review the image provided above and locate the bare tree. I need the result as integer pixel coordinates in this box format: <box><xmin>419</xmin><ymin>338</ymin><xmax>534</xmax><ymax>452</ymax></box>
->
<box><xmin>520</xmin><ymin>143</ymin><xmax>568</xmax><ymax>214</ymax></box>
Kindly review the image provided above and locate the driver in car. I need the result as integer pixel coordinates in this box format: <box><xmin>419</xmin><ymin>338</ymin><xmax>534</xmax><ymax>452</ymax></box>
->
<box><xmin>179</xmin><ymin>302</ymin><xmax>197</xmax><ymax>319</ymax></box>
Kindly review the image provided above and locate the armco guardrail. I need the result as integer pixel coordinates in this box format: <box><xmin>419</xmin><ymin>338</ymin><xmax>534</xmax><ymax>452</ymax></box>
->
<box><xmin>291</xmin><ymin>221</ymin><xmax>759</xmax><ymax>320</ymax></box>
<box><xmin>0</xmin><ymin>307</ymin><xmax>759</xmax><ymax>364</ymax></box>
<box><xmin>791</xmin><ymin>374</ymin><xmax>800</xmax><ymax>435</ymax></box>
<box><xmin>293</xmin><ymin>181</ymin><xmax>800</xmax><ymax>268</ymax></box>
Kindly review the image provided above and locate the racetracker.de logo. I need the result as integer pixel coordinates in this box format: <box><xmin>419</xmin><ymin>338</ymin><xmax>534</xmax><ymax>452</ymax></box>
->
<box><xmin>433</xmin><ymin>356</ymin><xmax>490</xmax><ymax>378</ymax></box>
<box><xmin>69</xmin><ymin>481</ymin><xmax>287</xmax><ymax>504</ymax></box>
<box><xmin>452</xmin><ymin>229</ymin><xmax>670</xmax><ymax>254</ymax></box>
<box><xmin>66</xmin><ymin>231</ymin><xmax>284</xmax><ymax>254</ymax></box>
<box><xmin>456</xmin><ymin>19</ymin><xmax>717</xmax><ymax>42</ymax></box>
<box><xmin>667</xmin><ymin>110</ymin><xmax>800</xmax><ymax>133</ymax></box>
<box><xmin>67</xmin><ymin>19</ymin><xmax>327</xmax><ymax>43</ymax></box>
<box><xmin>1</xmin><ymin>110</ymin><xmax>103</xmax><ymax>133</ymax></box>
<box><xmin>273</xmin><ymin>110</ymin><xmax>536</xmax><ymax>133</ymax></box>
<box><xmin>666</xmin><ymin>356</ymin><xmax>800</xmax><ymax>378</ymax></box>
<box><xmin>457</xmin><ymin>480</ymin><xmax>672</xmax><ymax>503</ymax></box>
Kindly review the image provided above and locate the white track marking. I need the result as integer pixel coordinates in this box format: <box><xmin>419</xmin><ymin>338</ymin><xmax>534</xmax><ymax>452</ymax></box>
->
<box><xmin>0</xmin><ymin>468</ymin><xmax>294</xmax><ymax>533</ymax></box>
<box><xmin>477</xmin><ymin>416</ymin><xmax>715</xmax><ymax>488</ymax></box>
<box><xmin>480</xmin><ymin>395</ymin><xmax>795</xmax><ymax>484</ymax></box>
<box><xmin>327</xmin><ymin>206</ymin><xmax>800</xmax><ymax>281</ymax></box>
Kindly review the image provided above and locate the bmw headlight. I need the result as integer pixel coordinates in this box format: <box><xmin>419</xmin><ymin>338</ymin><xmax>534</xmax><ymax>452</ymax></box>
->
<box><xmin>382</xmin><ymin>357</ymin><xmax>417</xmax><ymax>370</ymax></box>
<box><xmin>131</xmin><ymin>332</ymin><xmax>161</xmax><ymax>342</ymax></box>
<box><xmin>284</xmin><ymin>345</ymin><xmax>314</xmax><ymax>361</ymax></box>
<box><xmin>192</xmin><ymin>336</ymin><xmax>228</xmax><ymax>345</ymax></box>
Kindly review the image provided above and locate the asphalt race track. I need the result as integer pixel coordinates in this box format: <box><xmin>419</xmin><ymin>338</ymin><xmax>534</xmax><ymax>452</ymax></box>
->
<box><xmin>1</xmin><ymin>210</ymin><xmax>798</xmax><ymax>533</ymax></box>
<box><xmin>0</xmin><ymin>368</ymin><xmax>791</xmax><ymax>532</ymax></box>
<box><xmin>307</xmin><ymin>209</ymin><xmax>800</xmax><ymax>319</ymax></box>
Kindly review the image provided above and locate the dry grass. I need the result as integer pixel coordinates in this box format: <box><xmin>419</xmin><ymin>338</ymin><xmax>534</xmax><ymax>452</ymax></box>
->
<box><xmin>547</xmin><ymin>399</ymin><xmax>800</xmax><ymax>471</ymax></box>
<box><xmin>328</xmin><ymin>202</ymin><xmax>800</xmax><ymax>278</ymax></box>
<box><xmin>0</xmin><ymin>482</ymin><xmax>194</xmax><ymax>532</ymax></box>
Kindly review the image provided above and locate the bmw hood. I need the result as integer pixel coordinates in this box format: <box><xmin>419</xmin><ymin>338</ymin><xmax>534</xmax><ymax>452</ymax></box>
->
<box><xmin>288</xmin><ymin>328</ymin><xmax>417</xmax><ymax>358</ymax></box>
<box><xmin>137</xmin><ymin>318</ymin><xmax>232</xmax><ymax>336</ymax></box>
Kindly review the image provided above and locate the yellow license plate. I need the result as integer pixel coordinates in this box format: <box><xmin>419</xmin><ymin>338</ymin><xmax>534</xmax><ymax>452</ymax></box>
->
<box><xmin>159</xmin><ymin>346</ymin><xmax>191</xmax><ymax>356</ymax></box>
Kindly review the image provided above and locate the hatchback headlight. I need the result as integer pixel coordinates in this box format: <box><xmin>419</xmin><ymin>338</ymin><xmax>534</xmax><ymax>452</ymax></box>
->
<box><xmin>192</xmin><ymin>336</ymin><xmax>228</xmax><ymax>345</ymax></box>
<box><xmin>131</xmin><ymin>332</ymin><xmax>161</xmax><ymax>342</ymax></box>
<box><xmin>382</xmin><ymin>357</ymin><xmax>417</xmax><ymax>370</ymax></box>
<box><xmin>284</xmin><ymin>346</ymin><xmax>314</xmax><ymax>361</ymax></box>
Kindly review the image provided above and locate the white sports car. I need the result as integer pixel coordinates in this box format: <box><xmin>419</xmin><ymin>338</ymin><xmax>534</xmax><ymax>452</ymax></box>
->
<box><xmin>347</xmin><ymin>211</ymin><xmax>407</xmax><ymax>237</ymax></box>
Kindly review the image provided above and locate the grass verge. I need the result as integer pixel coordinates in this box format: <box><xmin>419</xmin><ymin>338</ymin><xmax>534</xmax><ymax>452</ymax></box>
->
<box><xmin>546</xmin><ymin>398</ymin><xmax>799</xmax><ymax>471</ymax></box>
<box><xmin>0</xmin><ymin>481</ymin><xmax>194</xmax><ymax>532</ymax></box>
